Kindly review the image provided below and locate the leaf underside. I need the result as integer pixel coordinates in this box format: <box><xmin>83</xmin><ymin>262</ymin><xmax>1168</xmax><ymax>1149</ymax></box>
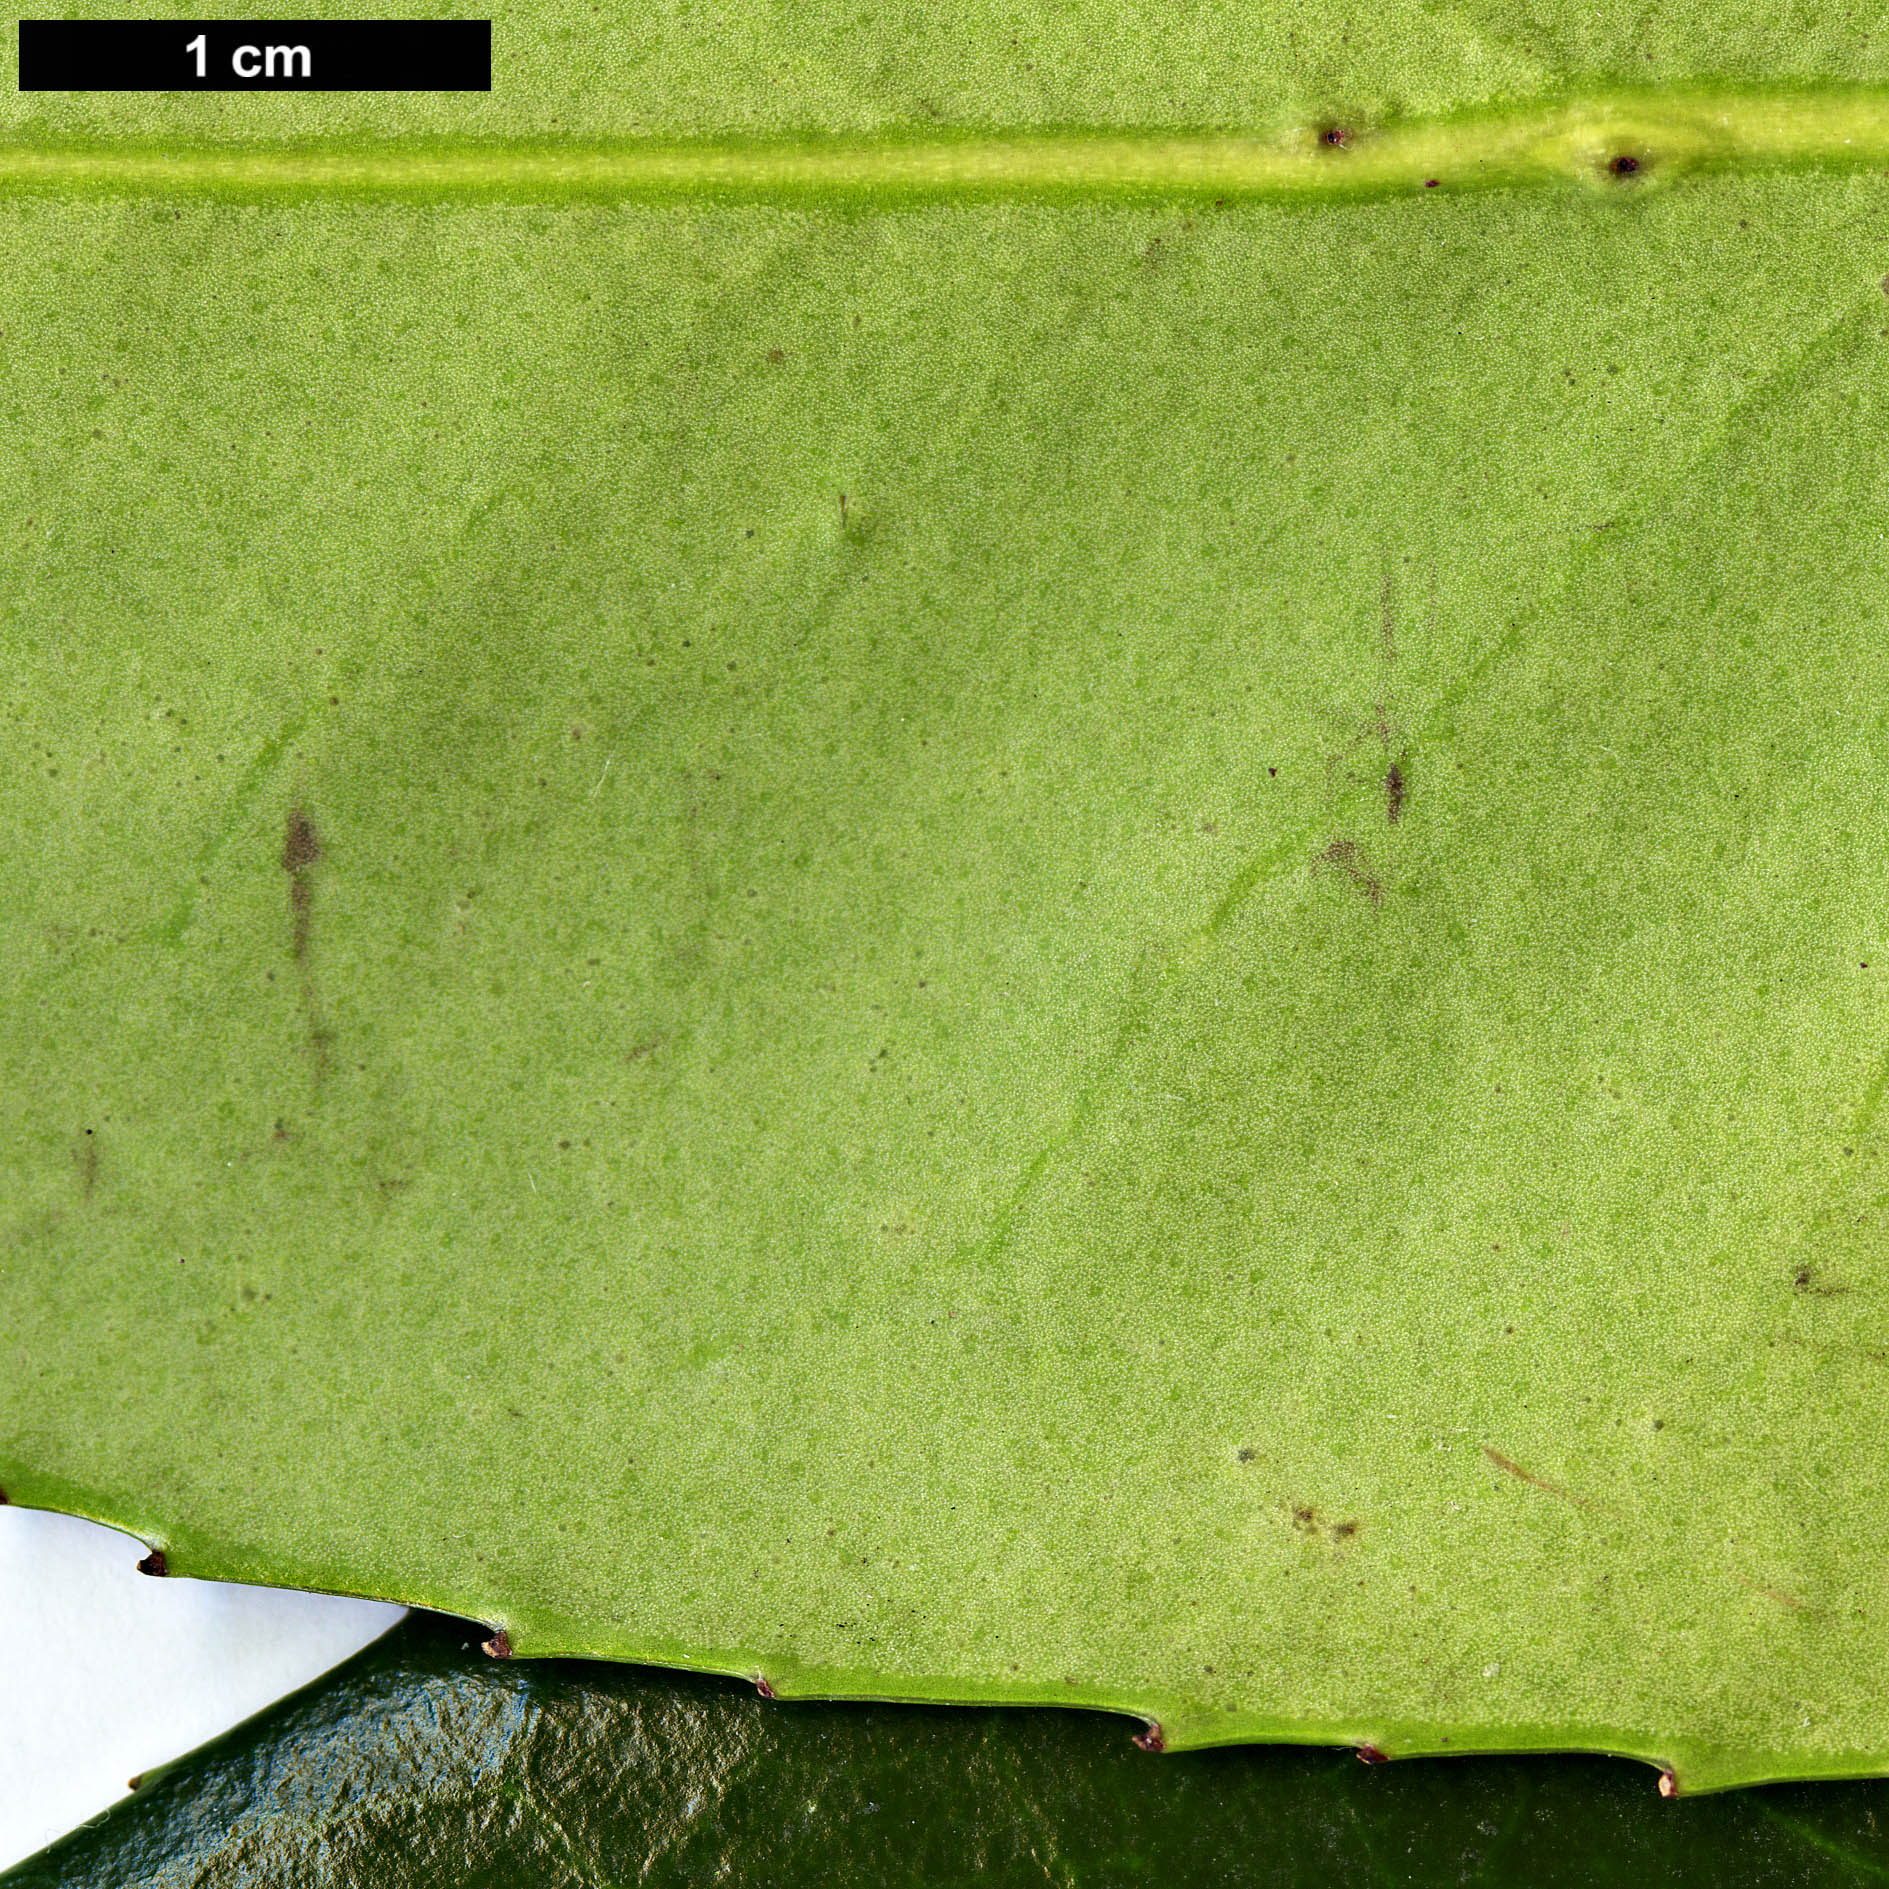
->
<box><xmin>5</xmin><ymin>2</ymin><xmax>1889</xmax><ymax>1795</ymax></box>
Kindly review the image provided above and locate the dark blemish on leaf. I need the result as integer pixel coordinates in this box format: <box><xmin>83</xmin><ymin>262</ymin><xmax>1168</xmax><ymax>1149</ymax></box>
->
<box><xmin>1385</xmin><ymin>762</ymin><xmax>1406</xmax><ymax>825</ymax></box>
<box><xmin>1288</xmin><ymin>1505</ymin><xmax>1359</xmax><ymax>1546</ymax></box>
<box><xmin>76</xmin><ymin>1129</ymin><xmax>98</xmax><ymax>1201</ymax></box>
<box><xmin>1658</xmin><ymin>1771</ymin><xmax>1679</xmax><ymax>1798</ymax></box>
<box><xmin>1482</xmin><ymin>1444</ymin><xmax>1590</xmax><ymax>1509</ymax></box>
<box><xmin>481</xmin><ymin>1630</ymin><xmax>513</xmax><ymax>1659</ymax></box>
<box><xmin>1793</xmin><ymin>1265</ymin><xmax>1851</xmax><ymax>1297</ymax></box>
<box><xmin>1608</xmin><ymin>153</ymin><xmax>1641</xmax><ymax>177</ymax></box>
<box><xmin>136</xmin><ymin>1550</ymin><xmax>168</xmax><ymax>1577</ymax></box>
<box><xmin>1315</xmin><ymin>838</ymin><xmax>1383</xmax><ymax>906</ymax></box>
<box><xmin>126</xmin><ymin>1774</ymin><xmax>143</xmax><ymax>1790</ymax></box>
<box><xmin>1357</xmin><ymin>1744</ymin><xmax>1390</xmax><ymax>1765</ymax></box>
<box><xmin>0</xmin><ymin>1486</ymin><xmax>8</xmax><ymax>1504</ymax></box>
<box><xmin>1133</xmin><ymin>1722</ymin><xmax>1166</xmax><ymax>1752</ymax></box>
<box><xmin>281</xmin><ymin>806</ymin><xmax>320</xmax><ymax>960</ymax></box>
<box><xmin>1236</xmin><ymin>1446</ymin><xmax>1256</xmax><ymax>1462</ymax></box>
<box><xmin>281</xmin><ymin>808</ymin><xmax>332</xmax><ymax>1082</ymax></box>
<box><xmin>281</xmin><ymin>806</ymin><xmax>320</xmax><ymax>877</ymax></box>
<box><xmin>1424</xmin><ymin>177</ymin><xmax>1439</xmax><ymax>188</ymax></box>
<box><xmin>1320</xmin><ymin>126</ymin><xmax>1349</xmax><ymax>147</ymax></box>
<box><xmin>766</xmin><ymin>347</ymin><xmax>785</xmax><ymax>363</ymax></box>
<box><xmin>756</xmin><ymin>1676</ymin><xmax>778</xmax><ymax>1699</ymax></box>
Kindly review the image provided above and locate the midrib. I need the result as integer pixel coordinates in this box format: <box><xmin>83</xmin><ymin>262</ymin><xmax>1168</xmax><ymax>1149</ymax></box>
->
<box><xmin>3</xmin><ymin>88</ymin><xmax>1889</xmax><ymax>201</ymax></box>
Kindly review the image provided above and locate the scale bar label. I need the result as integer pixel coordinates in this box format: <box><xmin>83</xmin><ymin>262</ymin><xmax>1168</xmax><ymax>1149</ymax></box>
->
<box><xmin>18</xmin><ymin>19</ymin><xmax>492</xmax><ymax>91</ymax></box>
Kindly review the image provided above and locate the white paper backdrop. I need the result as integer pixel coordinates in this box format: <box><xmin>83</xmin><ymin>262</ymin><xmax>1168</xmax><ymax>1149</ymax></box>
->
<box><xmin>0</xmin><ymin>1504</ymin><xmax>403</xmax><ymax>1871</ymax></box>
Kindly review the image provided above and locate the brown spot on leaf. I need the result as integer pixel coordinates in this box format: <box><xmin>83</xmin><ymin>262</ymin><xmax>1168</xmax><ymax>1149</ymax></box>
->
<box><xmin>1793</xmin><ymin>1265</ymin><xmax>1851</xmax><ymax>1296</ymax></box>
<box><xmin>136</xmin><ymin>1550</ymin><xmax>168</xmax><ymax>1577</ymax></box>
<box><xmin>281</xmin><ymin>807</ymin><xmax>320</xmax><ymax>877</ymax></box>
<box><xmin>1482</xmin><ymin>1444</ymin><xmax>1591</xmax><ymax>1509</ymax></box>
<box><xmin>1288</xmin><ymin>1504</ymin><xmax>1360</xmax><ymax>1545</ymax></box>
<box><xmin>280</xmin><ymin>807</ymin><xmax>332</xmax><ymax>1081</ymax></box>
<box><xmin>755</xmin><ymin>1676</ymin><xmax>778</xmax><ymax>1699</ymax></box>
<box><xmin>1133</xmin><ymin>1722</ymin><xmax>1166</xmax><ymax>1752</ymax></box>
<box><xmin>1386</xmin><ymin>762</ymin><xmax>1406</xmax><ymax>824</ymax></box>
<box><xmin>281</xmin><ymin>807</ymin><xmax>320</xmax><ymax>960</ymax></box>
<box><xmin>1315</xmin><ymin>838</ymin><xmax>1383</xmax><ymax>905</ymax></box>
<box><xmin>1357</xmin><ymin>1744</ymin><xmax>1390</xmax><ymax>1764</ymax></box>
<box><xmin>481</xmin><ymin>1630</ymin><xmax>513</xmax><ymax>1659</ymax></box>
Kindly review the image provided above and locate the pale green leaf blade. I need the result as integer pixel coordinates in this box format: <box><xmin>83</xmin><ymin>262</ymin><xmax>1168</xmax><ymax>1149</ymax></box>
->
<box><xmin>5</xmin><ymin>8</ymin><xmax>1889</xmax><ymax>1795</ymax></box>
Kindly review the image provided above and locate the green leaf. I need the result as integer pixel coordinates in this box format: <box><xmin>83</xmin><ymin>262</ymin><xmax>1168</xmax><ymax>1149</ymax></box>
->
<box><xmin>10</xmin><ymin>1613</ymin><xmax>1889</xmax><ymax>1887</ymax></box>
<box><xmin>7</xmin><ymin>4</ymin><xmax>1889</xmax><ymax>1794</ymax></box>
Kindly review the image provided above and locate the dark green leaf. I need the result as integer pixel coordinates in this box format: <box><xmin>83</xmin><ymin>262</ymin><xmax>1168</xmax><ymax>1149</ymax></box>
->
<box><xmin>10</xmin><ymin>1614</ymin><xmax>1889</xmax><ymax>1887</ymax></box>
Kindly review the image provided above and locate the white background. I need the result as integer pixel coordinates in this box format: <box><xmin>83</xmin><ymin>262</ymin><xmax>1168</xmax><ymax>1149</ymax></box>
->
<box><xmin>0</xmin><ymin>1504</ymin><xmax>403</xmax><ymax>1871</ymax></box>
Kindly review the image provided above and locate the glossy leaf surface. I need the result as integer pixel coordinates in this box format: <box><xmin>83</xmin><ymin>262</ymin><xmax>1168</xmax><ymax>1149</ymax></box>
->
<box><xmin>10</xmin><ymin>1614</ymin><xmax>1889</xmax><ymax>1886</ymax></box>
